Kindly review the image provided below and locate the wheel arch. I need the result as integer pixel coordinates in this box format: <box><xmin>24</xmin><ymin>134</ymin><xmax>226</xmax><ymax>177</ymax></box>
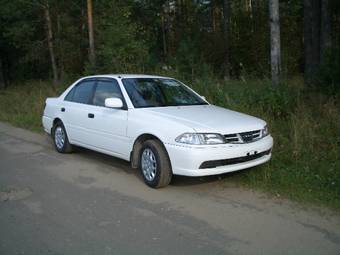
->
<box><xmin>130</xmin><ymin>133</ymin><xmax>170</xmax><ymax>169</ymax></box>
<box><xmin>51</xmin><ymin>117</ymin><xmax>63</xmax><ymax>134</ymax></box>
<box><xmin>51</xmin><ymin>117</ymin><xmax>73</xmax><ymax>153</ymax></box>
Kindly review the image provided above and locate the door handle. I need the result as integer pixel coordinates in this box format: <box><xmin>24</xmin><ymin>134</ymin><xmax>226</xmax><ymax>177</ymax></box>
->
<box><xmin>61</xmin><ymin>107</ymin><xmax>65</xmax><ymax>112</ymax></box>
<box><xmin>88</xmin><ymin>113</ymin><xmax>94</xmax><ymax>118</ymax></box>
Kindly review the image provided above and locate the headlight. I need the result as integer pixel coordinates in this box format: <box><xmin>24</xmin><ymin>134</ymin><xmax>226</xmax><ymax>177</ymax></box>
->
<box><xmin>262</xmin><ymin>125</ymin><xmax>269</xmax><ymax>137</ymax></box>
<box><xmin>175</xmin><ymin>133</ymin><xmax>225</xmax><ymax>145</ymax></box>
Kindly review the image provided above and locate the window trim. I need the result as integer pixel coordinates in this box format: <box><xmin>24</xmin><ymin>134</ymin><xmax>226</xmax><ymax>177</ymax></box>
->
<box><xmin>64</xmin><ymin>78</ymin><xmax>96</xmax><ymax>104</ymax></box>
<box><xmin>121</xmin><ymin>78</ymin><xmax>208</xmax><ymax>109</ymax></box>
<box><xmin>64</xmin><ymin>77</ymin><xmax>128</xmax><ymax>110</ymax></box>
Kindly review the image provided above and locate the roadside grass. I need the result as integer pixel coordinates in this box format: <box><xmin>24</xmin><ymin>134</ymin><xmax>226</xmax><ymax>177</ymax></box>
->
<box><xmin>0</xmin><ymin>81</ymin><xmax>68</xmax><ymax>132</ymax></box>
<box><xmin>0</xmin><ymin>78</ymin><xmax>339</xmax><ymax>210</ymax></box>
<box><xmin>190</xmin><ymin>76</ymin><xmax>340</xmax><ymax>210</ymax></box>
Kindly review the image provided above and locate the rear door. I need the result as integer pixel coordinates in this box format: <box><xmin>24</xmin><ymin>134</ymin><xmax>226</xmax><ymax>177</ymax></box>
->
<box><xmin>62</xmin><ymin>79</ymin><xmax>97</xmax><ymax>145</ymax></box>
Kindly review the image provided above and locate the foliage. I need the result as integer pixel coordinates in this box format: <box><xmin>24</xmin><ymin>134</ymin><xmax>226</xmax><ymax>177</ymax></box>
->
<box><xmin>1</xmin><ymin>0</ymin><xmax>330</xmax><ymax>81</ymax></box>
<box><xmin>191</xmin><ymin>77</ymin><xmax>340</xmax><ymax>210</ymax></box>
<box><xmin>0</xmin><ymin>81</ymin><xmax>57</xmax><ymax>131</ymax></box>
<box><xmin>87</xmin><ymin>0</ymin><xmax>149</xmax><ymax>74</ymax></box>
<box><xmin>0</xmin><ymin>0</ymin><xmax>47</xmax><ymax>80</ymax></box>
<box><xmin>317</xmin><ymin>50</ymin><xmax>340</xmax><ymax>95</ymax></box>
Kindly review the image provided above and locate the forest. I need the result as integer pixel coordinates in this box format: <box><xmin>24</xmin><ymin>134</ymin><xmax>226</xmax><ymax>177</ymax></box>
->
<box><xmin>0</xmin><ymin>0</ymin><xmax>339</xmax><ymax>87</ymax></box>
<box><xmin>0</xmin><ymin>0</ymin><xmax>339</xmax><ymax>209</ymax></box>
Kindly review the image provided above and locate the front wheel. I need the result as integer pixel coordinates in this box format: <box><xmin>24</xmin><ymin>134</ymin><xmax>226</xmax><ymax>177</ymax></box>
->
<box><xmin>139</xmin><ymin>140</ymin><xmax>172</xmax><ymax>188</ymax></box>
<box><xmin>52</xmin><ymin>121</ymin><xmax>73</xmax><ymax>153</ymax></box>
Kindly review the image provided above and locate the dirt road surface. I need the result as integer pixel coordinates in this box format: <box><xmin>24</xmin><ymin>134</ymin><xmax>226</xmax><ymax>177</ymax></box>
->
<box><xmin>0</xmin><ymin>122</ymin><xmax>339</xmax><ymax>255</ymax></box>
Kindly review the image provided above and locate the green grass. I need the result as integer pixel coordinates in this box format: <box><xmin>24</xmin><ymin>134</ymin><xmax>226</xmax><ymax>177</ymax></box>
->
<box><xmin>0</xmin><ymin>81</ymin><xmax>68</xmax><ymax>132</ymax></box>
<box><xmin>0</xmin><ymin>78</ymin><xmax>339</xmax><ymax>210</ymax></box>
<box><xmin>191</xmin><ymin>76</ymin><xmax>340</xmax><ymax>210</ymax></box>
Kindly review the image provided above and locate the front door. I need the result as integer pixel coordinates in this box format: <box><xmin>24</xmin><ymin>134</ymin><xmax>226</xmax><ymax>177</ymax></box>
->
<box><xmin>85</xmin><ymin>79</ymin><xmax>129</xmax><ymax>158</ymax></box>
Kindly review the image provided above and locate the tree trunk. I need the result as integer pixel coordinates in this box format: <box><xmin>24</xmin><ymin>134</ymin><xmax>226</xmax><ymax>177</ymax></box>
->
<box><xmin>161</xmin><ymin>13</ymin><xmax>167</xmax><ymax>59</ymax></box>
<box><xmin>223</xmin><ymin>0</ymin><xmax>230</xmax><ymax>79</ymax></box>
<box><xmin>56</xmin><ymin>12</ymin><xmax>65</xmax><ymax>82</ymax></box>
<box><xmin>211</xmin><ymin>0</ymin><xmax>217</xmax><ymax>33</ymax></box>
<box><xmin>44</xmin><ymin>4</ymin><xmax>58</xmax><ymax>86</ymax></box>
<box><xmin>269</xmin><ymin>0</ymin><xmax>281</xmax><ymax>86</ymax></box>
<box><xmin>320</xmin><ymin>0</ymin><xmax>331</xmax><ymax>64</ymax></box>
<box><xmin>166</xmin><ymin>0</ymin><xmax>174</xmax><ymax>56</ymax></box>
<box><xmin>304</xmin><ymin>0</ymin><xmax>321</xmax><ymax>85</ymax></box>
<box><xmin>87</xmin><ymin>0</ymin><xmax>95</xmax><ymax>67</ymax></box>
<box><xmin>0</xmin><ymin>59</ymin><xmax>5</xmax><ymax>89</ymax></box>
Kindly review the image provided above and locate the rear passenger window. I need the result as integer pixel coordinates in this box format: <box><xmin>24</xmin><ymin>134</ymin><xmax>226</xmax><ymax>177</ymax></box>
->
<box><xmin>93</xmin><ymin>80</ymin><xmax>123</xmax><ymax>107</ymax></box>
<box><xmin>65</xmin><ymin>80</ymin><xmax>95</xmax><ymax>104</ymax></box>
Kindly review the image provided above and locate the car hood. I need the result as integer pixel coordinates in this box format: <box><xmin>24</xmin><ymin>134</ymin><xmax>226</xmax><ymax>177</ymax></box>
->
<box><xmin>141</xmin><ymin>105</ymin><xmax>266</xmax><ymax>134</ymax></box>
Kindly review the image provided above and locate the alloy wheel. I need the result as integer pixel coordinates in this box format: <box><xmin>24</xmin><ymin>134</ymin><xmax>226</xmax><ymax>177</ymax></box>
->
<box><xmin>54</xmin><ymin>126</ymin><xmax>65</xmax><ymax>150</ymax></box>
<box><xmin>141</xmin><ymin>148</ymin><xmax>157</xmax><ymax>181</ymax></box>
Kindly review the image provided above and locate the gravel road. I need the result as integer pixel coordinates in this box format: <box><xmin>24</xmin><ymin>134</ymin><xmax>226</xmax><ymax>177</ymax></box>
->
<box><xmin>0</xmin><ymin>122</ymin><xmax>339</xmax><ymax>255</ymax></box>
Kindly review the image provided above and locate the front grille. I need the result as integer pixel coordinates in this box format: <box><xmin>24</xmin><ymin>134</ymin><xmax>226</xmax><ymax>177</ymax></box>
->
<box><xmin>224</xmin><ymin>133</ymin><xmax>239</xmax><ymax>143</ymax></box>
<box><xmin>240</xmin><ymin>130</ymin><xmax>261</xmax><ymax>143</ymax></box>
<box><xmin>199</xmin><ymin>149</ymin><xmax>271</xmax><ymax>169</ymax></box>
<box><xmin>224</xmin><ymin>130</ymin><xmax>261</xmax><ymax>144</ymax></box>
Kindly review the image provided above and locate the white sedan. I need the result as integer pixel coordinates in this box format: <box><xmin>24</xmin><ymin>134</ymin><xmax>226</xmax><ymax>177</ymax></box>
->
<box><xmin>42</xmin><ymin>75</ymin><xmax>273</xmax><ymax>188</ymax></box>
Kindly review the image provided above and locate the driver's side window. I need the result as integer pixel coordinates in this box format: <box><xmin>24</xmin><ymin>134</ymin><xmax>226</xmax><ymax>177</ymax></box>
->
<box><xmin>93</xmin><ymin>80</ymin><xmax>123</xmax><ymax>107</ymax></box>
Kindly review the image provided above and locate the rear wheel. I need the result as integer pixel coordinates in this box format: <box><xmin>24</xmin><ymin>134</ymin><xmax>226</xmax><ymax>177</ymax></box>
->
<box><xmin>52</xmin><ymin>121</ymin><xmax>73</xmax><ymax>153</ymax></box>
<box><xmin>139</xmin><ymin>140</ymin><xmax>172</xmax><ymax>188</ymax></box>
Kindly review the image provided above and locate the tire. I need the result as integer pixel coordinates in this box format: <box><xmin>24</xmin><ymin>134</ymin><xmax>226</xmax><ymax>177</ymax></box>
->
<box><xmin>139</xmin><ymin>139</ymin><xmax>172</xmax><ymax>188</ymax></box>
<box><xmin>52</xmin><ymin>121</ymin><xmax>73</xmax><ymax>153</ymax></box>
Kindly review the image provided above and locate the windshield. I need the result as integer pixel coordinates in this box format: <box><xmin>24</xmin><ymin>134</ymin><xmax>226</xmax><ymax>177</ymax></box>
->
<box><xmin>122</xmin><ymin>78</ymin><xmax>208</xmax><ymax>108</ymax></box>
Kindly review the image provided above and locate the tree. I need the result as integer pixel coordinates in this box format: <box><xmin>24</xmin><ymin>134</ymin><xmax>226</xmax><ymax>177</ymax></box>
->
<box><xmin>223</xmin><ymin>0</ymin><xmax>231</xmax><ymax>79</ymax></box>
<box><xmin>87</xmin><ymin>0</ymin><xmax>95</xmax><ymax>68</ymax></box>
<box><xmin>0</xmin><ymin>59</ymin><xmax>5</xmax><ymax>89</ymax></box>
<box><xmin>161</xmin><ymin>12</ymin><xmax>167</xmax><ymax>58</ymax></box>
<box><xmin>269</xmin><ymin>0</ymin><xmax>281</xmax><ymax>86</ymax></box>
<box><xmin>44</xmin><ymin>3</ymin><xmax>58</xmax><ymax>85</ymax></box>
<box><xmin>93</xmin><ymin>0</ymin><xmax>148</xmax><ymax>73</ymax></box>
<box><xmin>304</xmin><ymin>0</ymin><xmax>321</xmax><ymax>84</ymax></box>
<box><xmin>0</xmin><ymin>0</ymin><xmax>338</xmax><ymax>85</ymax></box>
<box><xmin>320</xmin><ymin>0</ymin><xmax>331</xmax><ymax>64</ymax></box>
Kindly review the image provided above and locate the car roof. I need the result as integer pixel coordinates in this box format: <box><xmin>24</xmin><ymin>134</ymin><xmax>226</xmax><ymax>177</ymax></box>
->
<box><xmin>81</xmin><ymin>74</ymin><xmax>173</xmax><ymax>80</ymax></box>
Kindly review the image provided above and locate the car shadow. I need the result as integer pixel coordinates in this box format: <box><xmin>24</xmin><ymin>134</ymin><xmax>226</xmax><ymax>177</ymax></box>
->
<box><xmin>170</xmin><ymin>170</ymin><xmax>246</xmax><ymax>187</ymax></box>
<box><xmin>170</xmin><ymin>175</ymin><xmax>225</xmax><ymax>187</ymax></box>
<box><xmin>73</xmin><ymin>146</ymin><xmax>247</xmax><ymax>188</ymax></box>
<box><xmin>73</xmin><ymin>146</ymin><xmax>135</xmax><ymax>174</ymax></box>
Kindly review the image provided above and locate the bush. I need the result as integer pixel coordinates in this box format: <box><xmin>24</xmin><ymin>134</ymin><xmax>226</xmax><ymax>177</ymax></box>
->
<box><xmin>246</xmin><ymin>86</ymin><xmax>298</xmax><ymax>118</ymax></box>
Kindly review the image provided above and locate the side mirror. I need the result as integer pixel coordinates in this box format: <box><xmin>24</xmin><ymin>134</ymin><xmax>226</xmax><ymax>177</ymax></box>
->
<box><xmin>105</xmin><ymin>98</ymin><xmax>123</xmax><ymax>109</ymax></box>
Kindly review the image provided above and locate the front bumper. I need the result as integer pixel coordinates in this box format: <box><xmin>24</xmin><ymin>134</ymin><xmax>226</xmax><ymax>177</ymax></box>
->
<box><xmin>165</xmin><ymin>135</ymin><xmax>273</xmax><ymax>177</ymax></box>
